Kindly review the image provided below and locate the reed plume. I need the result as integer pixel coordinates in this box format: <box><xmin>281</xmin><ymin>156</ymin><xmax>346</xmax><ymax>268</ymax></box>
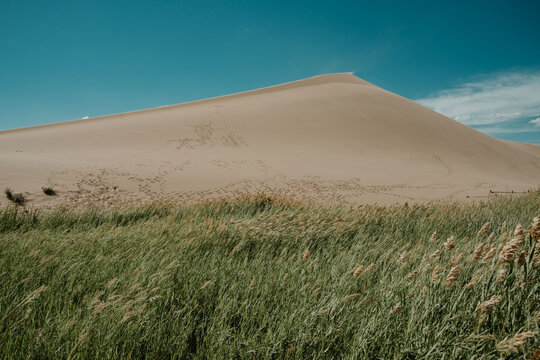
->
<box><xmin>352</xmin><ymin>265</ymin><xmax>363</xmax><ymax>278</ymax></box>
<box><xmin>445</xmin><ymin>265</ymin><xmax>461</xmax><ymax>285</ymax></box>
<box><xmin>531</xmin><ymin>216</ymin><xmax>540</xmax><ymax>241</ymax></box>
<box><xmin>472</xmin><ymin>243</ymin><xmax>484</xmax><ymax>261</ymax></box>
<box><xmin>465</xmin><ymin>273</ymin><xmax>482</xmax><ymax>289</ymax></box>
<box><xmin>498</xmin><ymin>237</ymin><xmax>521</xmax><ymax>265</ymax></box>
<box><xmin>482</xmin><ymin>245</ymin><xmax>497</xmax><ymax>264</ymax></box>
<box><xmin>431</xmin><ymin>265</ymin><xmax>439</xmax><ymax>284</ymax></box>
<box><xmin>398</xmin><ymin>251</ymin><xmax>409</xmax><ymax>264</ymax></box>
<box><xmin>444</xmin><ymin>236</ymin><xmax>455</xmax><ymax>251</ymax></box>
<box><xmin>496</xmin><ymin>331</ymin><xmax>535</xmax><ymax>353</ymax></box>
<box><xmin>477</xmin><ymin>222</ymin><xmax>490</xmax><ymax>237</ymax></box>
<box><xmin>515</xmin><ymin>250</ymin><xmax>526</xmax><ymax>267</ymax></box>
<box><xmin>475</xmin><ymin>295</ymin><xmax>501</xmax><ymax>314</ymax></box>
<box><xmin>514</xmin><ymin>224</ymin><xmax>524</xmax><ymax>243</ymax></box>
<box><xmin>532</xmin><ymin>245</ymin><xmax>540</xmax><ymax>268</ymax></box>
<box><xmin>496</xmin><ymin>269</ymin><xmax>506</xmax><ymax>283</ymax></box>
<box><xmin>365</xmin><ymin>263</ymin><xmax>375</xmax><ymax>272</ymax></box>
<box><xmin>429</xmin><ymin>250</ymin><xmax>440</xmax><ymax>261</ymax></box>
<box><xmin>405</xmin><ymin>270</ymin><xmax>418</xmax><ymax>281</ymax></box>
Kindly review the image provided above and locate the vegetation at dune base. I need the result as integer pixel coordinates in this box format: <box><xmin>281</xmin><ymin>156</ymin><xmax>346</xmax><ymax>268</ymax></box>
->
<box><xmin>4</xmin><ymin>187</ymin><xmax>25</xmax><ymax>206</ymax></box>
<box><xmin>41</xmin><ymin>186</ymin><xmax>57</xmax><ymax>196</ymax></box>
<box><xmin>0</xmin><ymin>193</ymin><xmax>539</xmax><ymax>359</ymax></box>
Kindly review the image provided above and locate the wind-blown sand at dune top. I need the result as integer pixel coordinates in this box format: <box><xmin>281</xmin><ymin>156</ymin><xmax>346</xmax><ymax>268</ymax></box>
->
<box><xmin>1</xmin><ymin>73</ymin><xmax>539</xmax><ymax>207</ymax></box>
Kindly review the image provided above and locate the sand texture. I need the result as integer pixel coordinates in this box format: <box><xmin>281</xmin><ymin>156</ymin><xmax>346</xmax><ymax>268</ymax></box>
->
<box><xmin>1</xmin><ymin>73</ymin><xmax>539</xmax><ymax>207</ymax></box>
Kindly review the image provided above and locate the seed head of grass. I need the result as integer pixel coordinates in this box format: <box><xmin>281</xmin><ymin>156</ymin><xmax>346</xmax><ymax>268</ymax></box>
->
<box><xmin>496</xmin><ymin>331</ymin><xmax>535</xmax><ymax>353</ymax></box>
<box><xmin>431</xmin><ymin>265</ymin><xmax>440</xmax><ymax>284</ymax></box>
<box><xmin>465</xmin><ymin>273</ymin><xmax>482</xmax><ymax>289</ymax></box>
<box><xmin>515</xmin><ymin>250</ymin><xmax>526</xmax><ymax>267</ymax></box>
<box><xmin>398</xmin><ymin>251</ymin><xmax>409</xmax><ymax>264</ymax></box>
<box><xmin>513</xmin><ymin>224</ymin><xmax>524</xmax><ymax>242</ymax></box>
<box><xmin>475</xmin><ymin>295</ymin><xmax>502</xmax><ymax>314</ymax></box>
<box><xmin>364</xmin><ymin>263</ymin><xmax>375</xmax><ymax>272</ymax></box>
<box><xmin>472</xmin><ymin>243</ymin><xmax>484</xmax><ymax>261</ymax></box>
<box><xmin>303</xmin><ymin>248</ymin><xmax>310</xmax><ymax>261</ymax></box>
<box><xmin>532</xmin><ymin>246</ymin><xmax>540</xmax><ymax>268</ymax></box>
<box><xmin>478</xmin><ymin>222</ymin><xmax>490</xmax><ymax>237</ymax></box>
<box><xmin>405</xmin><ymin>270</ymin><xmax>418</xmax><ymax>281</ymax></box>
<box><xmin>352</xmin><ymin>265</ymin><xmax>364</xmax><ymax>278</ymax></box>
<box><xmin>531</xmin><ymin>216</ymin><xmax>540</xmax><ymax>241</ymax></box>
<box><xmin>429</xmin><ymin>250</ymin><xmax>440</xmax><ymax>261</ymax></box>
<box><xmin>445</xmin><ymin>265</ymin><xmax>461</xmax><ymax>285</ymax></box>
<box><xmin>482</xmin><ymin>245</ymin><xmax>496</xmax><ymax>263</ymax></box>
<box><xmin>498</xmin><ymin>237</ymin><xmax>521</xmax><ymax>265</ymax></box>
<box><xmin>444</xmin><ymin>236</ymin><xmax>455</xmax><ymax>251</ymax></box>
<box><xmin>496</xmin><ymin>269</ymin><xmax>506</xmax><ymax>283</ymax></box>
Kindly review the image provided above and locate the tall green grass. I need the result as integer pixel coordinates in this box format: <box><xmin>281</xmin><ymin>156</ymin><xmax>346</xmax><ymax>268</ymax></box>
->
<box><xmin>0</xmin><ymin>193</ymin><xmax>538</xmax><ymax>359</ymax></box>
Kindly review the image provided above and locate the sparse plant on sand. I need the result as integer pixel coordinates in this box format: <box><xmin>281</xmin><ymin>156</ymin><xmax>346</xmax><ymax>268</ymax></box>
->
<box><xmin>4</xmin><ymin>187</ymin><xmax>25</xmax><ymax>206</ymax></box>
<box><xmin>0</xmin><ymin>191</ymin><xmax>538</xmax><ymax>358</ymax></box>
<box><xmin>41</xmin><ymin>186</ymin><xmax>57</xmax><ymax>196</ymax></box>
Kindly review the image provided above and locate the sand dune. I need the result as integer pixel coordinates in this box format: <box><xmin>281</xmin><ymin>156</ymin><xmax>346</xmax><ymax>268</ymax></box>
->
<box><xmin>1</xmin><ymin>73</ymin><xmax>539</xmax><ymax>207</ymax></box>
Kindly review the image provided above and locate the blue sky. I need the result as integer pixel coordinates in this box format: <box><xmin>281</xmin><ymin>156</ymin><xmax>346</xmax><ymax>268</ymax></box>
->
<box><xmin>1</xmin><ymin>0</ymin><xmax>539</xmax><ymax>143</ymax></box>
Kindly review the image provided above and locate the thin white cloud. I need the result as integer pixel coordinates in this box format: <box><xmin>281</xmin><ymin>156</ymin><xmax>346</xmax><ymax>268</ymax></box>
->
<box><xmin>415</xmin><ymin>70</ymin><xmax>540</xmax><ymax>126</ymax></box>
<box><xmin>530</xmin><ymin>117</ymin><xmax>540</xmax><ymax>127</ymax></box>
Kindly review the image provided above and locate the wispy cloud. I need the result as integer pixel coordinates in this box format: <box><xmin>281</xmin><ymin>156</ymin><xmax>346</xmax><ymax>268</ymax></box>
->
<box><xmin>415</xmin><ymin>70</ymin><xmax>540</xmax><ymax>128</ymax></box>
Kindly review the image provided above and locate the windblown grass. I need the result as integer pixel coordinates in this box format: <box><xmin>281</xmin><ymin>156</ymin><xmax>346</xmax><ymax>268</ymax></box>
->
<box><xmin>0</xmin><ymin>193</ymin><xmax>538</xmax><ymax>359</ymax></box>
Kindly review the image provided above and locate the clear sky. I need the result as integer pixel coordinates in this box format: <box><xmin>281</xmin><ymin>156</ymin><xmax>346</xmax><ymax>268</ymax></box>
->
<box><xmin>1</xmin><ymin>0</ymin><xmax>539</xmax><ymax>143</ymax></box>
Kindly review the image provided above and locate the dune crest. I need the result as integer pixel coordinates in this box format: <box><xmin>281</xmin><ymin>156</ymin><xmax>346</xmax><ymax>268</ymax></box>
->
<box><xmin>1</xmin><ymin>73</ymin><xmax>539</xmax><ymax>206</ymax></box>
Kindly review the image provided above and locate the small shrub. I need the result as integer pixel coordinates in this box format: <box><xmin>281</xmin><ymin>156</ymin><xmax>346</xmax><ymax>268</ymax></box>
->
<box><xmin>41</xmin><ymin>186</ymin><xmax>57</xmax><ymax>196</ymax></box>
<box><xmin>4</xmin><ymin>188</ymin><xmax>14</xmax><ymax>201</ymax></box>
<box><xmin>4</xmin><ymin>188</ymin><xmax>25</xmax><ymax>206</ymax></box>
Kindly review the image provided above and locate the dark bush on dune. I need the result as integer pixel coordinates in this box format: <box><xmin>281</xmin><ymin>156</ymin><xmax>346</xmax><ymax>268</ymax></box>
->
<box><xmin>41</xmin><ymin>186</ymin><xmax>57</xmax><ymax>196</ymax></box>
<box><xmin>4</xmin><ymin>188</ymin><xmax>25</xmax><ymax>206</ymax></box>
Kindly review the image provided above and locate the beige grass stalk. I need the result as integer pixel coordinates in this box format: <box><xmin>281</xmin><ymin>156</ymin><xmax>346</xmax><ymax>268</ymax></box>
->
<box><xmin>0</xmin><ymin>285</ymin><xmax>48</xmax><ymax>326</ymax></box>
<box><xmin>465</xmin><ymin>273</ymin><xmax>482</xmax><ymax>289</ymax></box>
<box><xmin>365</xmin><ymin>263</ymin><xmax>375</xmax><ymax>272</ymax></box>
<box><xmin>352</xmin><ymin>265</ymin><xmax>364</xmax><ymax>278</ymax></box>
<box><xmin>481</xmin><ymin>245</ymin><xmax>496</xmax><ymax>263</ymax></box>
<box><xmin>485</xmin><ymin>232</ymin><xmax>495</xmax><ymax>249</ymax></box>
<box><xmin>531</xmin><ymin>216</ymin><xmax>540</xmax><ymax>241</ymax></box>
<box><xmin>431</xmin><ymin>265</ymin><xmax>440</xmax><ymax>284</ymax></box>
<box><xmin>477</xmin><ymin>222</ymin><xmax>490</xmax><ymax>237</ymax></box>
<box><xmin>446</xmin><ymin>265</ymin><xmax>461</xmax><ymax>285</ymax></box>
<box><xmin>405</xmin><ymin>270</ymin><xmax>418</xmax><ymax>281</ymax></box>
<box><xmin>498</xmin><ymin>237</ymin><xmax>521</xmax><ymax>265</ymax></box>
<box><xmin>532</xmin><ymin>246</ymin><xmax>540</xmax><ymax>268</ymax></box>
<box><xmin>496</xmin><ymin>269</ymin><xmax>506</xmax><ymax>283</ymax></box>
<box><xmin>496</xmin><ymin>331</ymin><xmax>535</xmax><ymax>353</ymax></box>
<box><xmin>472</xmin><ymin>243</ymin><xmax>484</xmax><ymax>261</ymax></box>
<box><xmin>475</xmin><ymin>295</ymin><xmax>502</xmax><ymax>314</ymax></box>
<box><xmin>429</xmin><ymin>250</ymin><xmax>440</xmax><ymax>261</ymax></box>
<box><xmin>515</xmin><ymin>250</ymin><xmax>526</xmax><ymax>267</ymax></box>
<box><xmin>514</xmin><ymin>224</ymin><xmax>524</xmax><ymax>243</ymax></box>
<box><xmin>444</xmin><ymin>236</ymin><xmax>455</xmax><ymax>251</ymax></box>
<box><xmin>398</xmin><ymin>251</ymin><xmax>409</xmax><ymax>264</ymax></box>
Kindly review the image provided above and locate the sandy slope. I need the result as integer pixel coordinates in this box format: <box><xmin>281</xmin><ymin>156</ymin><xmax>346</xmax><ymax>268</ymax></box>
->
<box><xmin>1</xmin><ymin>73</ymin><xmax>539</xmax><ymax>207</ymax></box>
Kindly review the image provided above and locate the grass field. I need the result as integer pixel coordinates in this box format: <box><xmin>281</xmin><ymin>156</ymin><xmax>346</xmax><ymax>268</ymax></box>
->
<box><xmin>0</xmin><ymin>193</ymin><xmax>539</xmax><ymax>359</ymax></box>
